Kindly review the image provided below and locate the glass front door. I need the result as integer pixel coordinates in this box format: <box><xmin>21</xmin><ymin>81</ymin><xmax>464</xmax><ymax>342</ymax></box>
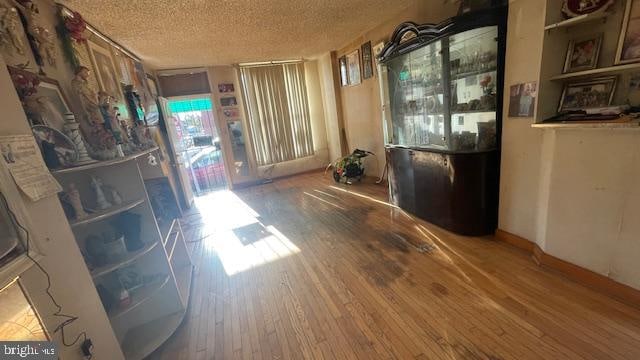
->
<box><xmin>168</xmin><ymin>97</ymin><xmax>228</xmax><ymax>195</ymax></box>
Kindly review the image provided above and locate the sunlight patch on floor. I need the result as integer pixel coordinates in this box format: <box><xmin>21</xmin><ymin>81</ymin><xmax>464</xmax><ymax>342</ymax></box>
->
<box><xmin>194</xmin><ymin>190</ymin><xmax>300</xmax><ymax>276</ymax></box>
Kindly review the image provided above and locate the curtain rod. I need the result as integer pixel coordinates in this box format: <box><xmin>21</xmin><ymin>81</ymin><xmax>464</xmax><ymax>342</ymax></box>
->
<box><xmin>237</xmin><ymin>59</ymin><xmax>305</xmax><ymax>68</ymax></box>
<box><xmin>57</xmin><ymin>4</ymin><xmax>143</xmax><ymax>63</ymax></box>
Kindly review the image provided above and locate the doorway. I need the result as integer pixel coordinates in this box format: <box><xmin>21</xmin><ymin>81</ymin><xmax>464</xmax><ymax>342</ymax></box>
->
<box><xmin>168</xmin><ymin>97</ymin><xmax>228</xmax><ymax>195</ymax></box>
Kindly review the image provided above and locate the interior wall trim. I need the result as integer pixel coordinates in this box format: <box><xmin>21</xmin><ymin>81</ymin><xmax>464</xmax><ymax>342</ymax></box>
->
<box><xmin>495</xmin><ymin>229</ymin><xmax>640</xmax><ymax>310</ymax></box>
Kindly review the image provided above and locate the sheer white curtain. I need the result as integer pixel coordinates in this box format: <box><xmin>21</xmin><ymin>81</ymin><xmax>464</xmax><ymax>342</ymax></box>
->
<box><xmin>240</xmin><ymin>63</ymin><xmax>314</xmax><ymax>166</ymax></box>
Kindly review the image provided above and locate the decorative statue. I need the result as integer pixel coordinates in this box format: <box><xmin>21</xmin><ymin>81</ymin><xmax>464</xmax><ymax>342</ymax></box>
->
<box><xmin>72</xmin><ymin>66</ymin><xmax>118</xmax><ymax>159</ymax></box>
<box><xmin>17</xmin><ymin>0</ymin><xmax>56</xmax><ymax>67</ymax></box>
<box><xmin>91</xmin><ymin>176</ymin><xmax>112</xmax><ymax>210</ymax></box>
<box><xmin>67</xmin><ymin>183</ymin><xmax>87</xmax><ymax>220</ymax></box>
<box><xmin>62</xmin><ymin>113</ymin><xmax>94</xmax><ymax>165</ymax></box>
<box><xmin>110</xmin><ymin>188</ymin><xmax>123</xmax><ymax>205</ymax></box>
<box><xmin>0</xmin><ymin>5</ymin><xmax>25</xmax><ymax>55</ymax></box>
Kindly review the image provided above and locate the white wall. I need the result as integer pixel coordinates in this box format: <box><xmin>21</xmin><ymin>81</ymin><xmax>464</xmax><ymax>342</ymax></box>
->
<box><xmin>0</xmin><ymin>57</ymin><xmax>123</xmax><ymax>359</ymax></box>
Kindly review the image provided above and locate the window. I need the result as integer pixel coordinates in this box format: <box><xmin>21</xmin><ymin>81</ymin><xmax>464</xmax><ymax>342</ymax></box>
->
<box><xmin>240</xmin><ymin>63</ymin><xmax>314</xmax><ymax>166</ymax></box>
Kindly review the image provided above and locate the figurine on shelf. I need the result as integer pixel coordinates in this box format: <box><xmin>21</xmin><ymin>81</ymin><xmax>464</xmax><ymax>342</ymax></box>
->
<box><xmin>0</xmin><ymin>5</ymin><xmax>26</xmax><ymax>55</ymax></box>
<box><xmin>62</xmin><ymin>113</ymin><xmax>95</xmax><ymax>165</ymax></box>
<box><xmin>66</xmin><ymin>183</ymin><xmax>87</xmax><ymax>220</ymax></box>
<box><xmin>91</xmin><ymin>176</ymin><xmax>112</xmax><ymax>210</ymax></box>
<box><xmin>105</xmin><ymin>186</ymin><xmax>123</xmax><ymax>205</ymax></box>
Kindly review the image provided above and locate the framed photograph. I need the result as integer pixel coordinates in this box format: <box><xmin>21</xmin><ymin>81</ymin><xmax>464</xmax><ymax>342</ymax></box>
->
<box><xmin>339</xmin><ymin>56</ymin><xmax>348</xmax><ymax>86</ymax></box>
<box><xmin>219</xmin><ymin>83</ymin><xmax>235</xmax><ymax>93</ymax></box>
<box><xmin>373</xmin><ymin>41</ymin><xmax>385</xmax><ymax>61</ymax></box>
<box><xmin>223</xmin><ymin>107</ymin><xmax>240</xmax><ymax>118</ymax></box>
<box><xmin>361</xmin><ymin>41</ymin><xmax>373</xmax><ymax>79</ymax></box>
<box><xmin>87</xmin><ymin>41</ymin><xmax>122</xmax><ymax>99</ymax></box>
<box><xmin>563</xmin><ymin>34</ymin><xmax>602</xmax><ymax>73</ymax></box>
<box><xmin>508</xmin><ymin>82</ymin><xmax>537</xmax><ymax>117</ymax></box>
<box><xmin>562</xmin><ymin>0</ymin><xmax>614</xmax><ymax>17</ymax></box>
<box><xmin>616</xmin><ymin>0</ymin><xmax>640</xmax><ymax>64</ymax></box>
<box><xmin>347</xmin><ymin>50</ymin><xmax>361</xmax><ymax>86</ymax></box>
<box><xmin>558</xmin><ymin>76</ymin><xmax>617</xmax><ymax>112</ymax></box>
<box><xmin>220</xmin><ymin>96</ymin><xmax>237</xmax><ymax>107</ymax></box>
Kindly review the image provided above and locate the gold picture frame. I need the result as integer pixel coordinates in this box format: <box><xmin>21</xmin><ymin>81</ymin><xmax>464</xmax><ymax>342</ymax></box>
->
<box><xmin>346</xmin><ymin>49</ymin><xmax>361</xmax><ymax>86</ymax></box>
<box><xmin>616</xmin><ymin>0</ymin><xmax>640</xmax><ymax>64</ymax></box>
<box><xmin>87</xmin><ymin>40</ymin><xmax>123</xmax><ymax>100</ymax></box>
<box><xmin>563</xmin><ymin>34</ymin><xmax>603</xmax><ymax>73</ymax></box>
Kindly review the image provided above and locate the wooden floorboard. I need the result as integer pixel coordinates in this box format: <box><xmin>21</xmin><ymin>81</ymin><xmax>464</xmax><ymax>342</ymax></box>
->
<box><xmin>148</xmin><ymin>173</ymin><xmax>640</xmax><ymax>359</ymax></box>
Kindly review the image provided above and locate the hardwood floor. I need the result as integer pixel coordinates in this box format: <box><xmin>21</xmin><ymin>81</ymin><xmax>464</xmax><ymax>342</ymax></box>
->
<box><xmin>149</xmin><ymin>172</ymin><xmax>640</xmax><ymax>359</ymax></box>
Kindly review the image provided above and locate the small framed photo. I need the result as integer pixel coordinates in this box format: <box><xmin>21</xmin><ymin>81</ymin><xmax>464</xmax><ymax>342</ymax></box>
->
<box><xmin>563</xmin><ymin>34</ymin><xmax>602</xmax><ymax>73</ymax></box>
<box><xmin>616</xmin><ymin>0</ymin><xmax>640</xmax><ymax>64</ymax></box>
<box><xmin>558</xmin><ymin>76</ymin><xmax>617</xmax><ymax>112</ymax></box>
<box><xmin>220</xmin><ymin>96</ymin><xmax>237</xmax><ymax>107</ymax></box>
<box><xmin>361</xmin><ymin>41</ymin><xmax>373</xmax><ymax>80</ymax></box>
<box><xmin>223</xmin><ymin>107</ymin><xmax>240</xmax><ymax>118</ymax></box>
<box><xmin>346</xmin><ymin>49</ymin><xmax>361</xmax><ymax>86</ymax></box>
<box><xmin>218</xmin><ymin>83</ymin><xmax>235</xmax><ymax>93</ymax></box>
<box><xmin>339</xmin><ymin>56</ymin><xmax>348</xmax><ymax>86</ymax></box>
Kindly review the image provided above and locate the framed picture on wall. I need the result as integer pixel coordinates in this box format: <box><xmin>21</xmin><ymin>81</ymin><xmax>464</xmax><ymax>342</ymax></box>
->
<box><xmin>218</xmin><ymin>83</ymin><xmax>235</xmax><ymax>93</ymax></box>
<box><xmin>373</xmin><ymin>41</ymin><xmax>385</xmax><ymax>61</ymax></box>
<box><xmin>87</xmin><ymin>40</ymin><xmax>122</xmax><ymax>99</ymax></box>
<box><xmin>558</xmin><ymin>76</ymin><xmax>617</xmax><ymax>112</ymax></box>
<box><xmin>346</xmin><ymin>49</ymin><xmax>361</xmax><ymax>85</ymax></box>
<box><xmin>339</xmin><ymin>56</ymin><xmax>348</xmax><ymax>86</ymax></box>
<box><xmin>616</xmin><ymin>0</ymin><xmax>640</xmax><ymax>64</ymax></box>
<box><xmin>223</xmin><ymin>107</ymin><xmax>240</xmax><ymax>118</ymax></box>
<box><xmin>563</xmin><ymin>34</ymin><xmax>602</xmax><ymax>73</ymax></box>
<box><xmin>220</xmin><ymin>96</ymin><xmax>237</xmax><ymax>107</ymax></box>
<box><xmin>361</xmin><ymin>41</ymin><xmax>373</xmax><ymax>79</ymax></box>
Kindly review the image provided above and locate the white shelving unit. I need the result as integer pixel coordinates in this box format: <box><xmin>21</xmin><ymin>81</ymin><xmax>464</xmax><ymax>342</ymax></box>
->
<box><xmin>52</xmin><ymin>148</ymin><xmax>193</xmax><ymax>360</ymax></box>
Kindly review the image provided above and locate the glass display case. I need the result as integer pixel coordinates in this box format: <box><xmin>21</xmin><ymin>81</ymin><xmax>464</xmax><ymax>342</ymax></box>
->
<box><xmin>377</xmin><ymin>6</ymin><xmax>507</xmax><ymax>236</ymax></box>
<box><xmin>381</xmin><ymin>25</ymin><xmax>500</xmax><ymax>152</ymax></box>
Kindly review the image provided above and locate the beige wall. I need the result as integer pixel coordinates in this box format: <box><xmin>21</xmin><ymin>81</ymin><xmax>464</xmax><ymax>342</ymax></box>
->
<box><xmin>0</xmin><ymin>57</ymin><xmax>123</xmax><ymax>359</ymax></box>
<box><xmin>331</xmin><ymin>1</ymin><xmax>459</xmax><ymax>177</ymax></box>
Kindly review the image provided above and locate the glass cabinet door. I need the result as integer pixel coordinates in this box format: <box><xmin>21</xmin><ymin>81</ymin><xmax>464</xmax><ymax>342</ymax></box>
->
<box><xmin>448</xmin><ymin>26</ymin><xmax>498</xmax><ymax>151</ymax></box>
<box><xmin>385</xmin><ymin>40</ymin><xmax>446</xmax><ymax>149</ymax></box>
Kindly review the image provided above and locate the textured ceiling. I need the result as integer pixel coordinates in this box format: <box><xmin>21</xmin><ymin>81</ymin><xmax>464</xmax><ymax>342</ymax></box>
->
<box><xmin>60</xmin><ymin>0</ymin><xmax>414</xmax><ymax>69</ymax></box>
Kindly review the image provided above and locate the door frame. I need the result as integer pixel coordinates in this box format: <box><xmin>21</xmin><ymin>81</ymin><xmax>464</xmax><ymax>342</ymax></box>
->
<box><xmin>166</xmin><ymin>93</ymin><xmax>233</xmax><ymax>192</ymax></box>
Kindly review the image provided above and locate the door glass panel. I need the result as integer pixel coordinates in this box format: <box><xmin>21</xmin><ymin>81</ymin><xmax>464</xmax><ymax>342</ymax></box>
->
<box><xmin>0</xmin><ymin>280</ymin><xmax>47</xmax><ymax>341</ymax></box>
<box><xmin>449</xmin><ymin>26</ymin><xmax>498</xmax><ymax>151</ymax></box>
<box><xmin>385</xmin><ymin>40</ymin><xmax>446</xmax><ymax>149</ymax></box>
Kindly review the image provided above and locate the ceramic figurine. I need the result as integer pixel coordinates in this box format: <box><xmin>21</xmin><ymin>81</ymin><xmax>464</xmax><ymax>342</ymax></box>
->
<box><xmin>67</xmin><ymin>183</ymin><xmax>87</xmax><ymax>220</ymax></box>
<box><xmin>0</xmin><ymin>5</ymin><xmax>25</xmax><ymax>55</ymax></box>
<box><xmin>63</xmin><ymin>113</ymin><xmax>94</xmax><ymax>164</ymax></box>
<box><xmin>91</xmin><ymin>176</ymin><xmax>112</xmax><ymax>210</ymax></box>
<box><xmin>110</xmin><ymin>187</ymin><xmax>123</xmax><ymax>205</ymax></box>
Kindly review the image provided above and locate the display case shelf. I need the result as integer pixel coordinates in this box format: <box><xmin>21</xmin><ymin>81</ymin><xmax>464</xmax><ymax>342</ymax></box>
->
<box><xmin>451</xmin><ymin>68</ymin><xmax>497</xmax><ymax>81</ymax></box>
<box><xmin>549</xmin><ymin>63</ymin><xmax>640</xmax><ymax>81</ymax></box>
<box><xmin>69</xmin><ymin>198</ymin><xmax>145</xmax><ymax>228</ymax></box>
<box><xmin>544</xmin><ymin>11</ymin><xmax>608</xmax><ymax>30</ymax></box>
<box><xmin>108</xmin><ymin>274</ymin><xmax>170</xmax><ymax>320</ymax></box>
<box><xmin>121</xmin><ymin>311</ymin><xmax>185</xmax><ymax>360</ymax></box>
<box><xmin>52</xmin><ymin>147</ymin><xmax>158</xmax><ymax>174</ymax></box>
<box><xmin>90</xmin><ymin>241</ymin><xmax>159</xmax><ymax>279</ymax></box>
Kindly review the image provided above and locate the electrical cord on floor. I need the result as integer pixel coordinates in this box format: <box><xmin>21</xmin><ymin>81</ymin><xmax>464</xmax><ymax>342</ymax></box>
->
<box><xmin>0</xmin><ymin>192</ymin><xmax>90</xmax><ymax>358</ymax></box>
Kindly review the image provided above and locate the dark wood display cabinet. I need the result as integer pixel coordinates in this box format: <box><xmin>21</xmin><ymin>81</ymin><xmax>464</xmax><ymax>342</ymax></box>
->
<box><xmin>378</xmin><ymin>5</ymin><xmax>507</xmax><ymax>236</ymax></box>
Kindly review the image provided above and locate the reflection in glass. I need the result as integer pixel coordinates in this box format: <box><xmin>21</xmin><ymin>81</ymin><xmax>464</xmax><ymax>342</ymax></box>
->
<box><xmin>0</xmin><ymin>280</ymin><xmax>47</xmax><ymax>341</ymax></box>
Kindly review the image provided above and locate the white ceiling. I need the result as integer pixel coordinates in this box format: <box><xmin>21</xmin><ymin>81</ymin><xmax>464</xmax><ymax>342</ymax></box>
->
<box><xmin>60</xmin><ymin>0</ymin><xmax>414</xmax><ymax>69</ymax></box>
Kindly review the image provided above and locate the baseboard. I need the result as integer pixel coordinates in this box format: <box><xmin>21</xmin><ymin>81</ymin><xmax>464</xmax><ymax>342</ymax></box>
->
<box><xmin>495</xmin><ymin>229</ymin><xmax>640</xmax><ymax>309</ymax></box>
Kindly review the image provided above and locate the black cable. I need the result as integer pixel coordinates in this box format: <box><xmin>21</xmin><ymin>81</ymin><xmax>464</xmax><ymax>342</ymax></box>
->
<box><xmin>0</xmin><ymin>191</ymin><xmax>88</xmax><ymax>350</ymax></box>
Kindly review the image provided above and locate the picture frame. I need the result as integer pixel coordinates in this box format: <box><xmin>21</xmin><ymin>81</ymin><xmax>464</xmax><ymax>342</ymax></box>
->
<box><xmin>339</xmin><ymin>56</ymin><xmax>348</xmax><ymax>86</ymax></box>
<box><xmin>616</xmin><ymin>0</ymin><xmax>640</xmax><ymax>64</ymax></box>
<box><xmin>558</xmin><ymin>76</ymin><xmax>617</xmax><ymax>112</ymax></box>
<box><xmin>346</xmin><ymin>49</ymin><xmax>361</xmax><ymax>86</ymax></box>
<box><xmin>562</xmin><ymin>0</ymin><xmax>615</xmax><ymax>18</ymax></box>
<box><xmin>223</xmin><ymin>107</ymin><xmax>240</xmax><ymax>118</ymax></box>
<box><xmin>87</xmin><ymin>40</ymin><xmax>123</xmax><ymax>100</ymax></box>
<box><xmin>563</xmin><ymin>34</ymin><xmax>603</xmax><ymax>73</ymax></box>
<box><xmin>373</xmin><ymin>41</ymin><xmax>386</xmax><ymax>61</ymax></box>
<box><xmin>361</xmin><ymin>41</ymin><xmax>373</xmax><ymax>79</ymax></box>
<box><xmin>220</xmin><ymin>96</ymin><xmax>238</xmax><ymax>107</ymax></box>
<box><xmin>218</xmin><ymin>83</ymin><xmax>235</xmax><ymax>93</ymax></box>
<box><xmin>508</xmin><ymin>82</ymin><xmax>537</xmax><ymax>117</ymax></box>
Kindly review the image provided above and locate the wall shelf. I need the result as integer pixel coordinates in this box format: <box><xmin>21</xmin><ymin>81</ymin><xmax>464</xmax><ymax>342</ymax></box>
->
<box><xmin>109</xmin><ymin>274</ymin><xmax>170</xmax><ymax>320</ymax></box>
<box><xmin>549</xmin><ymin>63</ymin><xmax>640</xmax><ymax>81</ymax></box>
<box><xmin>544</xmin><ymin>11</ymin><xmax>608</xmax><ymax>30</ymax></box>
<box><xmin>90</xmin><ymin>241</ymin><xmax>159</xmax><ymax>279</ymax></box>
<box><xmin>532</xmin><ymin>120</ymin><xmax>640</xmax><ymax>129</ymax></box>
<box><xmin>52</xmin><ymin>147</ymin><xmax>158</xmax><ymax>174</ymax></box>
<box><xmin>69</xmin><ymin>198</ymin><xmax>145</xmax><ymax>228</ymax></box>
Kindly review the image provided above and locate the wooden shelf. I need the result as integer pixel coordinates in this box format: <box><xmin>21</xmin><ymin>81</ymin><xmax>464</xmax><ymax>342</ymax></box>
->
<box><xmin>544</xmin><ymin>11</ymin><xmax>608</xmax><ymax>30</ymax></box>
<box><xmin>52</xmin><ymin>147</ymin><xmax>158</xmax><ymax>174</ymax></box>
<box><xmin>69</xmin><ymin>198</ymin><xmax>145</xmax><ymax>228</ymax></box>
<box><xmin>108</xmin><ymin>274</ymin><xmax>169</xmax><ymax>319</ymax></box>
<box><xmin>549</xmin><ymin>63</ymin><xmax>640</xmax><ymax>81</ymax></box>
<box><xmin>120</xmin><ymin>311</ymin><xmax>186</xmax><ymax>360</ymax></box>
<box><xmin>532</xmin><ymin>120</ymin><xmax>640</xmax><ymax>129</ymax></box>
<box><xmin>90</xmin><ymin>241</ymin><xmax>159</xmax><ymax>279</ymax></box>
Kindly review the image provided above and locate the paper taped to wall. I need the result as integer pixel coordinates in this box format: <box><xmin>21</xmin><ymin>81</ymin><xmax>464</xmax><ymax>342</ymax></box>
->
<box><xmin>0</xmin><ymin>135</ymin><xmax>61</xmax><ymax>201</ymax></box>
